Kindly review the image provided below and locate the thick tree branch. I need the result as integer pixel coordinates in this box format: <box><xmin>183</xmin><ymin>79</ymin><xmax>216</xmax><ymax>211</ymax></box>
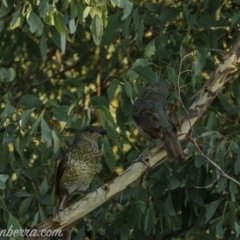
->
<box><xmin>26</xmin><ymin>35</ymin><xmax>240</xmax><ymax>238</ymax></box>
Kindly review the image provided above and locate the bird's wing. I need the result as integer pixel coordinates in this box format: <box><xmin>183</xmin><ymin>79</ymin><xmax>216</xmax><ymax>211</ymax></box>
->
<box><xmin>164</xmin><ymin>102</ymin><xmax>178</xmax><ymax>132</ymax></box>
<box><xmin>133</xmin><ymin>108</ymin><xmax>162</xmax><ymax>138</ymax></box>
<box><xmin>55</xmin><ymin>154</ymin><xmax>68</xmax><ymax>197</ymax></box>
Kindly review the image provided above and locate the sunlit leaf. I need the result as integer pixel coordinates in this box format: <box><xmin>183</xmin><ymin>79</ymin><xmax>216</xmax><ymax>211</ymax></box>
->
<box><xmin>0</xmin><ymin>174</ymin><xmax>9</xmax><ymax>190</ymax></box>
<box><xmin>119</xmin><ymin>0</ymin><xmax>133</xmax><ymax>20</ymax></box>
<box><xmin>90</xmin><ymin>14</ymin><xmax>103</xmax><ymax>45</ymax></box>
<box><xmin>0</xmin><ymin>67</ymin><xmax>16</xmax><ymax>82</ymax></box>
<box><xmin>27</xmin><ymin>11</ymin><xmax>43</xmax><ymax>34</ymax></box>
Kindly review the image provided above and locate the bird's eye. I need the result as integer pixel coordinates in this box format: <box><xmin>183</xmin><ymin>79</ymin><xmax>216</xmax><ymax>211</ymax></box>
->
<box><xmin>89</xmin><ymin>129</ymin><xmax>94</xmax><ymax>133</ymax></box>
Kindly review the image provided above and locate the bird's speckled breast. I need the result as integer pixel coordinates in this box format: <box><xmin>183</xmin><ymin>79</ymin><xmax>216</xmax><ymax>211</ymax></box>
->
<box><xmin>60</xmin><ymin>141</ymin><xmax>102</xmax><ymax>195</ymax></box>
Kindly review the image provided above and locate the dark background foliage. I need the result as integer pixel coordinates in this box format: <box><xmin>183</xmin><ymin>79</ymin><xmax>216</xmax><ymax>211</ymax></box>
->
<box><xmin>1</xmin><ymin>0</ymin><xmax>240</xmax><ymax>239</ymax></box>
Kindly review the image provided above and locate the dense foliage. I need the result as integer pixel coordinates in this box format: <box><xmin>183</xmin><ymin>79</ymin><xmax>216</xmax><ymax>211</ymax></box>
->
<box><xmin>1</xmin><ymin>0</ymin><xmax>240</xmax><ymax>239</ymax></box>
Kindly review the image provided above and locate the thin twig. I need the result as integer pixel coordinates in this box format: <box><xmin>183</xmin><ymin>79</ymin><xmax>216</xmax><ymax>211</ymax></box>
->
<box><xmin>177</xmin><ymin>52</ymin><xmax>240</xmax><ymax>188</ymax></box>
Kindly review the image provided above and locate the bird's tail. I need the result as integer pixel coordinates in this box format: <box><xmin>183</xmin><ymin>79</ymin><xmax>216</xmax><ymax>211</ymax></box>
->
<box><xmin>162</xmin><ymin>130</ymin><xmax>184</xmax><ymax>161</ymax></box>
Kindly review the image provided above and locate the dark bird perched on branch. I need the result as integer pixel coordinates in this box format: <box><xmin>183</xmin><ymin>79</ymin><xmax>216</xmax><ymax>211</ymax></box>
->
<box><xmin>132</xmin><ymin>79</ymin><xmax>184</xmax><ymax>161</ymax></box>
<box><xmin>55</xmin><ymin>126</ymin><xmax>107</xmax><ymax>213</ymax></box>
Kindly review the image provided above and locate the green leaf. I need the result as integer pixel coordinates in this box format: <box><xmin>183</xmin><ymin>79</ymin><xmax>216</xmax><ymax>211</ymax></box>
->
<box><xmin>32</xmin><ymin>211</ymin><xmax>39</xmax><ymax>227</ymax></box>
<box><xmin>60</xmin><ymin>32</ymin><xmax>66</xmax><ymax>53</ymax></box>
<box><xmin>2</xmin><ymin>101</ymin><xmax>15</xmax><ymax>118</ymax></box>
<box><xmin>39</xmin><ymin>176</ymin><xmax>48</xmax><ymax>195</ymax></box>
<box><xmin>167</xmin><ymin>175</ymin><xmax>180</xmax><ymax>190</ymax></box>
<box><xmin>132</xmin><ymin>58</ymin><xmax>153</xmax><ymax>68</ymax></box>
<box><xmin>217</xmin><ymin>177</ymin><xmax>227</xmax><ymax>193</ymax></box>
<box><xmin>0</xmin><ymin>144</ymin><xmax>9</xmax><ymax>172</ymax></box>
<box><xmin>136</xmin><ymin>200</ymin><xmax>146</xmax><ymax>214</ymax></box>
<box><xmin>144</xmin><ymin>39</ymin><xmax>155</xmax><ymax>58</ymax></box>
<box><xmin>229</xmin><ymin>201</ymin><xmax>236</xmax><ymax>230</ymax></box>
<box><xmin>0</xmin><ymin>174</ymin><xmax>9</xmax><ymax>190</ymax></box>
<box><xmin>189</xmin><ymin>188</ymin><xmax>205</xmax><ymax>206</ymax></box>
<box><xmin>97</xmin><ymin>105</ymin><xmax>118</xmax><ymax>137</ymax></box>
<box><xmin>21</xmin><ymin>109</ymin><xmax>32</xmax><ymax>129</ymax></box>
<box><xmin>83</xmin><ymin>6</ymin><xmax>91</xmax><ymax>18</ymax></box>
<box><xmin>2</xmin><ymin>0</ymin><xmax>8</xmax><ymax>7</ymax></box>
<box><xmin>14</xmin><ymin>137</ymin><xmax>25</xmax><ymax>160</ymax></box>
<box><xmin>39</xmin><ymin>0</ymin><xmax>48</xmax><ymax>18</ymax></box>
<box><xmin>102</xmin><ymin>138</ymin><xmax>115</xmax><ymax>172</ymax></box>
<box><xmin>126</xmin><ymin>69</ymin><xmax>139</xmax><ymax>81</ymax></box>
<box><xmin>18</xmin><ymin>197</ymin><xmax>32</xmax><ymax>214</ymax></box>
<box><xmin>102</xmin><ymin>13</ymin><xmax>119</xmax><ymax>44</ymax></box>
<box><xmin>7</xmin><ymin>215</ymin><xmax>23</xmax><ymax>240</ymax></box>
<box><xmin>220</xmin><ymin>94</ymin><xmax>240</xmax><ymax>114</ymax></box>
<box><xmin>27</xmin><ymin>11</ymin><xmax>43</xmax><ymax>34</ymax></box>
<box><xmin>124</xmin><ymin>79</ymin><xmax>132</xmax><ymax>99</ymax></box>
<box><xmin>159</xmin><ymin>7</ymin><xmax>180</xmax><ymax>23</ymax></box>
<box><xmin>231</xmin><ymin>142</ymin><xmax>240</xmax><ymax>154</ymax></box>
<box><xmin>216</xmin><ymin>221</ymin><xmax>224</xmax><ymax>238</ymax></box>
<box><xmin>230</xmin><ymin>181</ymin><xmax>237</xmax><ymax>201</ymax></box>
<box><xmin>30</xmin><ymin>109</ymin><xmax>45</xmax><ymax>135</ymax></box>
<box><xmin>41</xmin><ymin>119</ymin><xmax>52</xmax><ymax>147</ymax></box>
<box><xmin>0</xmin><ymin>196</ymin><xmax>6</xmax><ymax>208</ymax></box>
<box><xmin>53</xmin><ymin>11</ymin><xmax>65</xmax><ymax>33</ymax></box>
<box><xmin>0</xmin><ymin>0</ymin><xmax>14</xmax><ymax>18</ymax></box>
<box><xmin>144</xmin><ymin>203</ymin><xmax>155</xmax><ymax>236</ymax></box>
<box><xmin>0</xmin><ymin>20</ymin><xmax>4</xmax><ymax>33</ymax></box>
<box><xmin>136</xmin><ymin>19</ymin><xmax>144</xmax><ymax>50</ymax></box>
<box><xmin>91</xmin><ymin>96</ymin><xmax>109</xmax><ymax>107</ymax></box>
<box><xmin>70</xmin><ymin>2</ymin><xmax>78</xmax><ymax>18</ymax></box>
<box><xmin>14</xmin><ymin>191</ymin><xmax>32</xmax><ymax>198</ymax></box>
<box><xmin>120</xmin><ymin>224</ymin><xmax>129</xmax><ymax>240</ymax></box>
<box><xmin>53</xmin><ymin>106</ymin><xmax>69</xmax><ymax>122</ymax></box>
<box><xmin>69</xmin><ymin>18</ymin><xmax>76</xmax><ymax>34</ymax></box>
<box><xmin>164</xmin><ymin>192</ymin><xmax>176</xmax><ymax>216</ymax></box>
<box><xmin>194</xmin><ymin>49</ymin><xmax>206</xmax><ymax>76</ymax></box>
<box><xmin>122</xmin><ymin>15</ymin><xmax>132</xmax><ymax>38</ymax></box>
<box><xmin>52</xmin><ymin>130</ymin><xmax>61</xmax><ymax>154</ymax></box>
<box><xmin>39</xmin><ymin>205</ymin><xmax>46</xmax><ymax>221</ymax></box>
<box><xmin>90</xmin><ymin>14</ymin><xmax>103</xmax><ymax>45</ymax></box>
<box><xmin>18</xmin><ymin>94</ymin><xmax>42</xmax><ymax>109</ymax></box>
<box><xmin>133</xmin><ymin>7</ymin><xmax>139</xmax><ymax>30</ymax></box>
<box><xmin>235</xmin><ymin>222</ymin><xmax>240</xmax><ymax>238</ymax></box>
<box><xmin>147</xmin><ymin>3</ymin><xmax>161</xmax><ymax>11</ymax></box>
<box><xmin>40</xmin><ymin>32</ymin><xmax>47</xmax><ymax>61</ymax></box>
<box><xmin>107</xmin><ymin>80</ymin><xmax>119</xmax><ymax>102</ymax></box>
<box><xmin>205</xmin><ymin>199</ymin><xmax>222</xmax><ymax>223</ymax></box>
<box><xmin>119</xmin><ymin>0</ymin><xmax>133</xmax><ymax>20</ymax></box>
<box><xmin>0</xmin><ymin>67</ymin><xmax>16</xmax><ymax>82</ymax></box>
<box><xmin>133</xmin><ymin>66</ymin><xmax>157</xmax><ymax>83</ymax></box>
<box><xmin>10</xmin><ymin>8</ymin><xmax>22</xmax><ymax>29</ymax></box>
<box><xmin>215</xmin><ymin>140</ymin><xmax>226</xmax><ymax>163</ymax></box>
<box><xmin>234</xmin><ymin>154</ymin><xmax>240</xmax><ymax>175</ymax></box>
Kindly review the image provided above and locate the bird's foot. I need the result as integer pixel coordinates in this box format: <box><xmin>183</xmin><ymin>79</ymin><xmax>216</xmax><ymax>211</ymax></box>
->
<box><xmin>132</xmin><ymin>151</ymin><xmax>151</xmax><ymax>168</ymax></box>
<box><xmin>56</xmin><ymin>208</ymin><xmax>63</xmax><ymax>219</ymax></box>
<box><xmin>132</xmin><ymin>146</ymin><xmax>152</xmax><ymax>166</ymax></box>
<box><xmin>146</xmin><ymin>140</ymin><xmax>153</xmax><ymax>148</ymax></box>
<box><xmin>56</xmin><ymin>194</ymin><xmax>67</xmax><ymax>218</ymax></box>
<box><xmin>140</xmin><ymin>157</ymin><xmax>150</xmax><ymax>167</ymax></box>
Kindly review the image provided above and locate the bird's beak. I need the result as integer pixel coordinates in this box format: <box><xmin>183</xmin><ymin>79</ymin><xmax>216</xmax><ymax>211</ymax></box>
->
<box><xmin>99</xmin><ymin>129</ymin><xmax>107</xmax><ymax>135</ymax></box>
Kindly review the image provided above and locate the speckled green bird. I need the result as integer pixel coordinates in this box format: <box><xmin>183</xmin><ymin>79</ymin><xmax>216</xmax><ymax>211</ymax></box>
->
<box><xmin>132</xmin><ymin>79</ymin><xmax>184</xmax><ymax>160</ymax></box>
<box><xmin>55</xmin><ymin>126</ymin><xmax>107</xmax><ymax>212</ymax></box>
